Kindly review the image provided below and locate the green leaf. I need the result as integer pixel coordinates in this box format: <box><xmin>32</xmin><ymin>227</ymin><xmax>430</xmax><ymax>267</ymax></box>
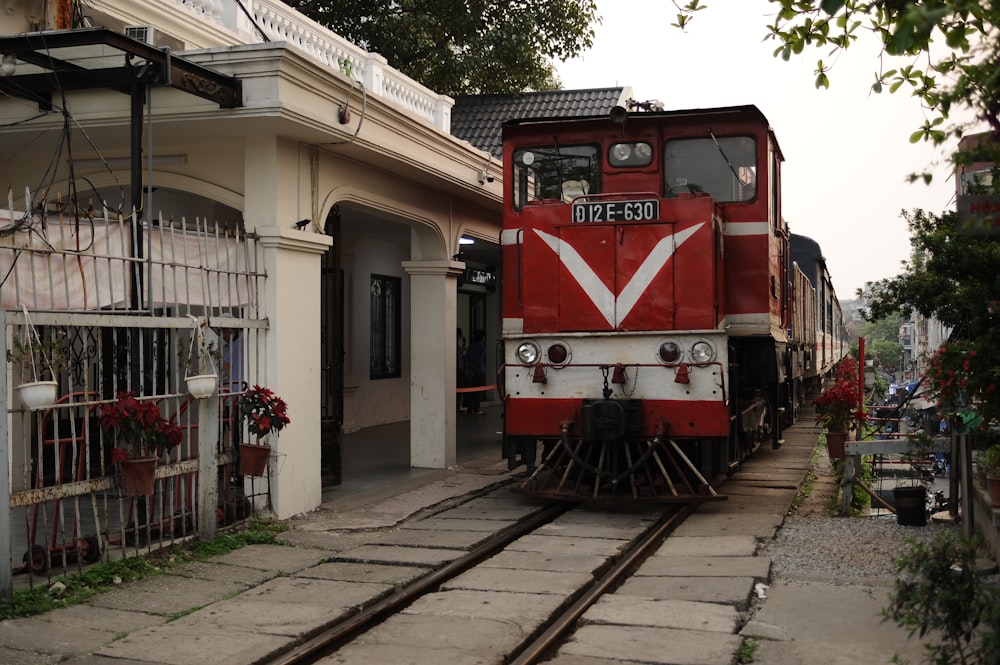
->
<box><xmin>820</xmin><ymin>0</ymin><xmax>845</xmax><ymax>14</ymax></box>
<box><xmin>909</xmin><ymin>129</ymin><xmax>924</xmax><ymax>143</ymax></box>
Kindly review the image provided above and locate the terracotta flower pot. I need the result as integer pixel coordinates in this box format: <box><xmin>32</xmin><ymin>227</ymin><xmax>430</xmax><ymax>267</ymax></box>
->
<box><xmin>120</xmin><ymin>457</ymin><xmax>158</xmax><ymax>497</ymax></box>
<box><xmin>988</xmin><ymin>475</ymin><xmax>1000</xmax><ymax>508</ymax></box>
<box><xmin>825</xmin><ymin>431</ymin><xmax>848</xmax><ymax>460</ymax></box>
<box><xmin>240</xmin><ymin>443</ymin><xmax>271</xmax><ymax>476</ymax></box>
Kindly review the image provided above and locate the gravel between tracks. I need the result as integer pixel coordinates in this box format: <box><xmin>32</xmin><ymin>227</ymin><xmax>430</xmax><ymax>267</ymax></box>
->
<box><xmin>760</xmin><ymin>449</ymin><xmax>960</xmax><ymax>582</ymax></box>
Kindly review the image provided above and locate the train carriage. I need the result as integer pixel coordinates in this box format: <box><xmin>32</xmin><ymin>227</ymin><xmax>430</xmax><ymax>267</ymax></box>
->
<box><xmin>499</xmin><ymin>103</ymin><xmax>847</xmax><ymax>504</ymax></box>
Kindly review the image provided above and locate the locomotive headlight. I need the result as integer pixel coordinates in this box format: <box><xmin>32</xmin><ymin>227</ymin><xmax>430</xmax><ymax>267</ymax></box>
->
<box><xmin>609</xmin><ymin>141</ymin><xmax>653</xmax><ymax>167</ymax></box>
<box><xmin>546</xmin><ymin>342</ymin><xmax>570</xmax><ymax>366</ymax></box>
<box><xmin>657</xmin><ymin>340</ymin><xmax>682</xmax><ymax>364</ymax></box>
<box><xmin>516</xmin><ymin>341</ymin><xmax>540</xmax><ymax>365</ymax></box>
<box><xmin>690</xmin><ymin>340</ymin><xmax>715</xmax><ymax>363</ymax></box>
<box><xmin>611</xmin><ymin>143</ymin><xmax>633</xmax><ymax>162</ymax></box>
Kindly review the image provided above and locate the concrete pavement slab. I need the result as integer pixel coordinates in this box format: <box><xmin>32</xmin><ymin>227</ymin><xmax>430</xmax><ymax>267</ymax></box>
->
<box><xmin>319</xmin><ymin>642</ymin><xmax>495</xmax><ymax>665</ymax></box>
<box><xmin>479</xmin><ymin>549</ymin><xmax>607</xmax><ymax>573</ymax></box>
<box><xmin>443</xmin><ymin>567</ymin><xmax>593</xmax><ymax>594</ymax></box>
<box><xmin>44</xmin><ymin>604</ymin><xmax>163</xmax><ymax>633</ymax></box>
<box><xmin>85</xmin><ymin>574</ymin><xmax>247</xmax><ymax>616</ymax></box>
<box><xmin>276</xmin><ymin>529</ymin><xmax>373</xmax><ymax>552</ymax></box>
<box><xmin>331</xmin><ymin>544</ymin><xmax>460</xmax><ymax>566</ymax></box>
<box><xmin>0</xmin><ymin>616</ymin><xmax>117</xmax><ymax>655</ymax></box>
<box><xmin>399</xmin><ymin>517</ymin><xmax>517</xmax><ymax>532</ymax></box>
<box><xmin>656</xmin><ymin>535</ymin><xmax>757</xmax><ymax>557</ymax></box>
<box><xmin>506</xmin><ymin>534</ymin><xmax>629</xmax><ymax>557</ymax></box>
<box><xmin>95</xmin><ymin>623</ymin><xmax>286</xmax><ymax>665</ymax></box>
<box><xmin>296</xmin><ymin>560</ymin><xmax>426</xmax><ymax>585</ymax></box>
<box><xmin>401</xmin><ymin>589</ymin><xmax>566</xmax><ymax>632</ymax></box>
<box><xmin>164</xmin><ymin>560</ymin><xmax>277</xmax><ymax>585</ymax></box>
<box><xmin>349</xmin><ymin>613</ymin><xmax>529</xmax><ymax>652</ymax></box>
<box><xmin>675</xmin><ymin>511</ymin><xmax>785</xmax><ymax>537</ymax></box>
<box><xmin>581</xmin><ymin>596</ymin><xmax>740</xmax><ymax>633</ymax></box>
<box><xmin>559</xmin><ymin>624</ymin><xmax>742</xmax><ymax>665</ymax></box>
<box><xmin>637</xmin><ymin>554</ymin><xmax>771</xmax><ymax>578</ymax></box>
<box><xmin>367</xmin><ymin>527</ymin><xmax>488</xmax><ymax>549</ymax></box>
<box><xmin>615</xmin><ymin>575</ymin><xmax>755</xmax><ymax>608</ymax></box>
<box><xmin>742</xmin><ymin>578</ymin><xmax>927</xmax><ymax>665</ymax></box>
<box><xmin>60</xmin><ymin>656</ymin><xmax>162</xmax><ymax>665</ymax></box>
<box><xmin>544</xmin><ymin>656</ymin><xmax>633</xmax><ymax>665</ymax></box>
<box><xmin>206</xmin><ymin>543</ymin><xmax>328</xmax><ymax>573</ymax></box>
<box><xmin>237</xmin><ymin>576</ymin><xmax>388</xmax><ymax>609</ymax></box>
<box><xmin>0</xmin><ymin>648</ymin><xmax>59</xmax><ymax>665</ymax></box>
<box><xmin>168</xmin><ymin>597</ymin><xmax>360</xmax><ymax>637</ymax></box>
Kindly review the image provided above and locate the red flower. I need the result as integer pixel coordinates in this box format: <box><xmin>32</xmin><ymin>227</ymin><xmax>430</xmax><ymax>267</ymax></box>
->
<box><xmin>813</xmin><ymin>359</ymin><xmax>865</xmax><ymax>431</ymax></box>
<box><xmin>239</xmin><ymin>385</ymin><xmax>292</xmax><ymax>440</ymax></box>
<box><xmin>99</xmin><ymin>391</ymin><xmax>182</xmax><ymax>463</ymax></box>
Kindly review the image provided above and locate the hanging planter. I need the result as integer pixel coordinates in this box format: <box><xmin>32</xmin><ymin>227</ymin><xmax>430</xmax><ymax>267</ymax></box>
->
<box><xmin>7</xmin><ymin>305</ymin><xmax>66</xmax><ymax>411</ymax></box>
<box><xmin>185</xmin><ymin>374</ymin><xmax>218</xmax><ymax>399</ymax></box>
<box><xmin>17</xmin><ymin>380</ymin><xmax>59</xmax><ymax>411</ymax></box>
<box><xmin>183</xmin><ymin>316</ymin><xmax>220</xmax><ymax>399</ymax></box>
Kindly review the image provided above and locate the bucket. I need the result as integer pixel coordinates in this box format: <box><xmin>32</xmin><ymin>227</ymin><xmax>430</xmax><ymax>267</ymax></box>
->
<box><xmin>893</xmin><ymin>486</ymin><xmax>926</xmax><ymax>527</ymax></box>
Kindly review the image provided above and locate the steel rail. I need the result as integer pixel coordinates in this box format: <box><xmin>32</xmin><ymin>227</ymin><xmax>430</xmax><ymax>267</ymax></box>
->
<box><xmin>508</xmin><ymin>504</ymin><xmax>693</xmax><ymax>665</ymax></box>
<box><xmin>263</xmin><ymin>501</ymin><xmax>570</xmax><ymax>665</ymax></box>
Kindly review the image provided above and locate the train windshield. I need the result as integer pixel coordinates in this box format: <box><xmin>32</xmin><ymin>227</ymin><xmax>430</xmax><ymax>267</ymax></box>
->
<box><xmin>664</xmin><ymin>136</ymin><xmax>757</xmax><ymax>202</ymax></box>
<box><xmin>512</xmin><ymin>144</ymin><xmax>599</xmax><ymax>208</ymax></box>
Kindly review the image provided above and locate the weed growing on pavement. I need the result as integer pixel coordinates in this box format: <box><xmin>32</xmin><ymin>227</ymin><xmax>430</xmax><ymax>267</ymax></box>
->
<box><xmin>0</xmin><ymin>557</ymin><xmax>157</xmax><ymax>619</ymax></box>
<box><xmin>0</xmin><ymin>517</ymin><xmax>288</xmax><ymax>620</ymax></box>
<box><xmin>737</xmin><ymin>636</ymin><xmax>758</xmax><ymax>663</ymax></box>
<box><xmin>884</xmin><ymin>531</ymin><xmax>1000</xmax><ymax>665</ymax></box>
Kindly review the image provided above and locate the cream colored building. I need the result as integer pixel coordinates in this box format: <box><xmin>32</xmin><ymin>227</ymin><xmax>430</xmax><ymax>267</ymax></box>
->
<box><xmin>0</xmin><ymin>0</ymin><xmax>502</xmax><ymax>518</ymax></box>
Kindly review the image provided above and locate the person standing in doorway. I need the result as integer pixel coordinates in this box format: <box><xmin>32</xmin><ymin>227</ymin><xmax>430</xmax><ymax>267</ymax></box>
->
<box><xmin>464</xmin><ymin>329</ymin><xmax>487</xmax><ymax>415</ymax></box>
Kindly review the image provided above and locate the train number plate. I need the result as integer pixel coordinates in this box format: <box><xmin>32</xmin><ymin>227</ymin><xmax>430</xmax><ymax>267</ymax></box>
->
<box><xmin>571</xmin><ymin>199</ymin><xmax>660</xmax><ymax>223</ymax></box>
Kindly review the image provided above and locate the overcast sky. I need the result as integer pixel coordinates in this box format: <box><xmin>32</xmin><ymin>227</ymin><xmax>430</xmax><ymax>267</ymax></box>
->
<box><xmin>556</xmin><ymin>0</ymin><xmax>973</xmax><ymax>298</ymax></box>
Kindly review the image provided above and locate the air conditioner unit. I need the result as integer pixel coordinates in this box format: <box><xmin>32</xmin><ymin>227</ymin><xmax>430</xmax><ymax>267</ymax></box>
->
<box><xmin>124</xmin><ymin>25</ymin><xmax>155</xmax><ymax>44</ymax></box>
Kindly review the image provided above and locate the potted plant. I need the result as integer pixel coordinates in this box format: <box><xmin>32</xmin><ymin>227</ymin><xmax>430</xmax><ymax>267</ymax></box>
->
<box><xmin>182</xmin><ymin>320</ymin><xmax>221</xmax><ymax>399</ymax></box>
<box><xmin>894</xmin><ymin>431</ymin><xmax>934</xmax><ymax>526</ymax></box>
<box><xmin>238</xmin><ymin>384</ymin><xmax>291</xmax><ymax>476</ymax></box>
<box><xmin>979</xmin><ymin>444</ymin><xmax>1000</xmax><ymax>507</ymax></box>
<box><xmin>812</xmin><ymin>358</ymin><xmax>864</xmax><ymax>459</ymax></box>
<box><xmin>98</xmin><ymin>392</ymin><xmax>183</xmax><ymax>496</ymax></box>
<box><xmin>6</xmin><ymin>325</ymin><xmax>68</xmax><ymax>411</ymax></box>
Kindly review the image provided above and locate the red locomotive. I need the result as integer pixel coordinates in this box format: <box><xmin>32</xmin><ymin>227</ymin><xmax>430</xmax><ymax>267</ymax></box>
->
<box><xmin>499</xmin><ymin>103</ymin><xmax>847</xmax><ymax>503</ymax></box>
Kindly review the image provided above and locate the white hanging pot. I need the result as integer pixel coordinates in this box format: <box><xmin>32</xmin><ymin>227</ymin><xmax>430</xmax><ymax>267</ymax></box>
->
<box><xmin>18</xmin><ymin>381</ymin><xmax>58</xmax><ymax>411</ymax></box>
<box><xmin>186</xmin><ymin>374</ymin><xmax>218</xmax><ymax>399</ymax></box>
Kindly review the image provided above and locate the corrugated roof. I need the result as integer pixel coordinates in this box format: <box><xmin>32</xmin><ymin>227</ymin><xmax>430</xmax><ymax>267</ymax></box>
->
<box><xmin>451</xmin><ymin>87</ymin><xmax>631</xmax><ymax>158</ymax></box>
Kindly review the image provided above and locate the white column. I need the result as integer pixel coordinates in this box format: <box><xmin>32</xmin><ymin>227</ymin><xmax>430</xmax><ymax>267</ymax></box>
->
<box><xmin>402</xmin><ymin>260</ymin><xmax>465</xmax><ymax>468</ymax></box>
<box><xmin>245</xmin><ymin>135</ymin><xmax>332</xmax><ymax>518</ymax></box>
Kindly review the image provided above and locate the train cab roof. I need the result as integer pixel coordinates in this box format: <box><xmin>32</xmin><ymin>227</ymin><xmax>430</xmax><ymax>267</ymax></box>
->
<box><xmin>502</xmin><ymin>104</ymin><xmax>784</xmax><ymax>161</ymax></box>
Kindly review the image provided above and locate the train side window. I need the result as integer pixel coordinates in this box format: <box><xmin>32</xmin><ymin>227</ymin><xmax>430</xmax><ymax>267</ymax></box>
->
<box><xmin>664</xmin><ymin>136</ymin><xmax>757</xmax><ymax>202</ymax></box>
<box><xmin>513</xmin><ymin>145</ymin><xmax>600</xmax><ymax>209</ymax></box>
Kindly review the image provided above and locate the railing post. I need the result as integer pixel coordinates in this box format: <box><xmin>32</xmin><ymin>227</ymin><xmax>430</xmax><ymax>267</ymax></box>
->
<box><xmin>197</xmin><ymin>327</ymin><xmax>221</xmax><ymax>541</ymax></box>
<box><xmin>0</xmin><ymin>306</ymin><xmax>11</xmax><ymax>599</ymax></box>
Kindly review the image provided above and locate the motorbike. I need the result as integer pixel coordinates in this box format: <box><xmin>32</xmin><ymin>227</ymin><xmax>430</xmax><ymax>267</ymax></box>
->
<box><xmin>926</xmin><ymin>489</ymin><xmax>949</xmax><ymax>516</ymax></box>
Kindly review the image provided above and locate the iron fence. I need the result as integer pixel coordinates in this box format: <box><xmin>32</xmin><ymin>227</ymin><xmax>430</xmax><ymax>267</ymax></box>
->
<box><xmin>1</xmin><ymin>198</ymin><xmax>269</xmax><ymax>598</ymax></box>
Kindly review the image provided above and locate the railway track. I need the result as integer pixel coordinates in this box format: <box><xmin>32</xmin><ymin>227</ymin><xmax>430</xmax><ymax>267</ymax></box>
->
<box><xmin>260</xmin><ymin>495</ymin><xmax>689</xmax><ymax>665</ymax></box>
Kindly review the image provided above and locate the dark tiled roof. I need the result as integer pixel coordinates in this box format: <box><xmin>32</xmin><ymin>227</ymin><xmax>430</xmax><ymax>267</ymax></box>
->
<box><xmin>451</xmin><ymin>87</ymin><xmax>631</xmax><ymax>158</ymax></box>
